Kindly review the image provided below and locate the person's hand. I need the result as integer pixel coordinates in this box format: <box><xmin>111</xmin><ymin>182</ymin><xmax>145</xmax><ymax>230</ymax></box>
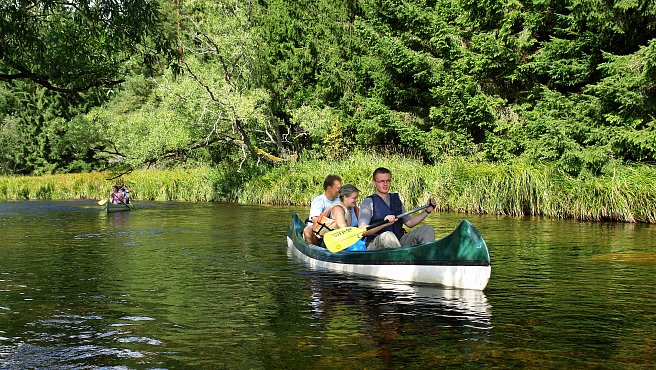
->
<box><xmin>426</xmin><ymin>198</ymin><xmax>436</xmax><ymax>213</ymax></box>
<box><xmin>384</xmin><ymin>215</ymin><xmax>398</xmax><ymax>224</ymax></box>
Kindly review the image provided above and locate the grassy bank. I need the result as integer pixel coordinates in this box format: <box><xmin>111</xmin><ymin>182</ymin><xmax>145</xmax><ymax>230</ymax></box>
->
<box><xmin>241</xmin><ymin>155</ymin><xmax>656</xmax><ymax>223</ymax></box>
<box><xmin>0</xmin><ymin>167</ymin><xmax>234</xmax><ymax>202</ymax></box>
<box><xmin>1</xmin><ymin>154</ymin><xmax>655</xmax><ymax>223</ymax></box>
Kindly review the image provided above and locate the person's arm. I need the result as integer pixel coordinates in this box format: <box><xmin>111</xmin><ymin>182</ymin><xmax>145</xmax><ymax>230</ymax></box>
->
<box><xmin>358</xmin><ymin>198</ymin><xmax>373</xmax><ymax>228</ymax></box>
<box><xmin>358</xmin><ymin>198</ymin><xmax>396</xmax><ymax>236</ymax></box>
<box><xmin>403</xmin><ymin>198</ymin><xmax>436</xmax><ymax>228</ymax></box>
<box><xmin>332</xmin><ymin>205</ymin><xmax>348</xmax><ymax>228</ymax></box>
<box><xmin>362</xmin><ymin>215</ymin><xmax>397</xmax><ymax>237</ymax></box>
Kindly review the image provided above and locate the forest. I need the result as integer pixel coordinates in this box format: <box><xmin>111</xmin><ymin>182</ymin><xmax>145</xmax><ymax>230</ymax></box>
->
<box><xmin>1</xmin><ymin>0</ymin><xmax>655</xmax><ymax>178</ymax></box>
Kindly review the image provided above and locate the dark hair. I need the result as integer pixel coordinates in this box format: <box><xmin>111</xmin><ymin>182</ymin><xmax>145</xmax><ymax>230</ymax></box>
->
<box><xmin>323</xmin><ymin>175</ymin><xmax>342</xmax><ymax>190</ymax></box>
<box><xmin>372</xmin><ymin>167</ymin><xmax>392</xmax><ymax>180</ymax></box>
<box><xmin>339</xmin><ymin>184</ymin><xmax>360</xmax><ymax>201</ymax></box>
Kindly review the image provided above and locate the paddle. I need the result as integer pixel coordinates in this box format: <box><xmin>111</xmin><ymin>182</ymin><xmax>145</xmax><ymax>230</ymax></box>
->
<box><xmin>324</xmin><ymin>204</ymin><xmax>430</xmax><ymax>253</ymax></box>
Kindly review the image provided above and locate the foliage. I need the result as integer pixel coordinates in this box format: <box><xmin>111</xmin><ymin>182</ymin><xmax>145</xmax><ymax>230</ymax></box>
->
<box><xmin>0</xmin><ymin>82</ymin><xmax>105</xmax><ymax>175</ymax></box>
<box><xmin>0</xmin><ymin>0</ymin><xmax>180</xmax><ymax>92</ymax></box>
<box><xmin>1</xmin><ymin>0</ymin><xmax>656</xmax><ymax>190</ymax></box>
<box><xmin>0</xmin><ymin>0</ymin><xmax>180</xmax><ymax>175</ymax></box>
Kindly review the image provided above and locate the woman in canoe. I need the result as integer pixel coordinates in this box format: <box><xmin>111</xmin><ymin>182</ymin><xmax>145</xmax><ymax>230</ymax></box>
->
<box><xmin>312</xmin><ymin>183</ymin><xmax>357</xmax><ymax>238</ymax></box>
<box><xmin>109</xmin><ymin>185</ymin><xmax>125</xmax><ymax>204</ymax></box>
<box><xmin>317</xmin><ymin>184</ymin><xmax>363</xmax><ymax>251</ymax></box>
<box><xmin>325</xmin><ymin>184</ymin><xmax>395</xmax><ymax>251</ymax></box>
<box><xmin>331</xmin><ymin>184</ymin><xmax>360</xmax><ymax>228</ymax></box>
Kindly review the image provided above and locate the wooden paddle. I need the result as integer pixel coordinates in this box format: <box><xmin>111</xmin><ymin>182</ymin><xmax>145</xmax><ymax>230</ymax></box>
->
<box><xmin>324</xmin><ymin>204</ymin><xmax>430</xmax><ymax>253</ymax></box>
<box><xmin>98</xmin><ymin>199</ymin><xmax>108</xmax><ymax>206</ymax></box>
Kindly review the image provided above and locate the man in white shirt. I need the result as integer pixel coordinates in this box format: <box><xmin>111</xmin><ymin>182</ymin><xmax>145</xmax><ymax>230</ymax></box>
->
<box><xmin>303</xmin><ymin>175</ymin><xmax>342</xmax><ymax>245</ymax></box>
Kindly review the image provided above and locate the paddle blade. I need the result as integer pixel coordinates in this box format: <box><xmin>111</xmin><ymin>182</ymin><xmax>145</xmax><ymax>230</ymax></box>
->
<box><xmin>324</xmin><ymin>227</ymin><xmax>365</xmax><ymax>253</ymax></box>
<box><xmin>98</xmin><ymin>199</ymin><xmax>108</xmax><ymax>205</ymax></box>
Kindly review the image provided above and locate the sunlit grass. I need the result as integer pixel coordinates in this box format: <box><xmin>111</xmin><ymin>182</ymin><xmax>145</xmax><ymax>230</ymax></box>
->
<box><xmin>1</xmin><ymin>154</ymin><xmax>655</xmax><ymax>223</ymax></box>
<box><xmin>0</xmin><ymin>167</ymin><xmax>223</xmax><ymax>202</ymax></box>
<box><xmin>241</xmin><ymin>154</ymin><xmax>656</xmax><ymax>223</ymax></box>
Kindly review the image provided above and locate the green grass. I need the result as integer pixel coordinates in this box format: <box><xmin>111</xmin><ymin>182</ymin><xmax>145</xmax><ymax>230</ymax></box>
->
<box><xmin>0</xmin><ymin>167</ymin><xmax>223</xmax><ymax>202</ymax></box>
<box><xmin>1</xmin><ymin>154</ymin><xmax>655</xmax><ymax>223</ymax></box>
<box><xmin>240</xmin><ymin>154</ymin><xmax>656</xmax><ymax>223</ymax></box>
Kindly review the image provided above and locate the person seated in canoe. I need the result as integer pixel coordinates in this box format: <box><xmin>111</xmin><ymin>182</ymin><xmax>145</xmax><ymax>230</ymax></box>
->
<box><xmin>109</xmin><ymin>185</ymin><xmax>126</xmax><ymax>204</ymax></box>
<box><xmin>330</xmin><ymin>184</ymin><xmax>360</xmax><ymax>228</ymax></box>
<box><xmin>303</xmin><ymin>175</ymin><xmax>342</xmax><ymax>245</ymax></box>
<box><xmin>323</xmin><ymin>184</ymin><xmax>366</xmax><ymax>251</ymax></box>
<box><xmin>119</xmin><ymin>183</ymin><xmax>131</xmax><ymax>204</ymax></box>
<box><xmin>358</xmin><ymin>167</ymin><xmax>437</xmax><ymax>250</ymax></box>
<box><xmin>321</xmin><ymin>184</ymin><xmax>401</xmax><ymax>252</ymax></box>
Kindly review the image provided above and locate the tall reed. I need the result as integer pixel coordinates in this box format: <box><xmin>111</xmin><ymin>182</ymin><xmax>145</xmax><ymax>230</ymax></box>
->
<box><xmin>241</xmin><ymin>155</ymin><xmax>656</xmax><ymax>223</ymax></box>
<box><xmin>0</xmin><ymin>167</ymin><xmax>224</xmax><ymax>202</ymax></box>
<box><xmin>0</xmin><ymin>172</ymin><xmax>108</xmax><ymax>200</ymax></box>
<box><xmin>1</xmin><ymin>154</ymin><xmax>655</xmax><ymax>223</ymax></box>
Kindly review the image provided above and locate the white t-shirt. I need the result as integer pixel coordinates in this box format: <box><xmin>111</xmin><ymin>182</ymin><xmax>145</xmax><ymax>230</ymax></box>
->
<box><xmin>307</xmin><ymin>194</ymin><xmax>336</xmax><ymax>225</ymax></box>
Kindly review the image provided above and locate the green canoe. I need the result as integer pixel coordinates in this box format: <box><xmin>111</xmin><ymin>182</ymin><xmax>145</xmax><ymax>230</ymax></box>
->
<box><xmin>286</xmin><ymin>213</ymin><xmax>491</xmax><ymax>290</ymax></box>
<box><xmin>105</xmin><ymin>202</ymin><xmax>134</xmax><ymax>213</ymax></box>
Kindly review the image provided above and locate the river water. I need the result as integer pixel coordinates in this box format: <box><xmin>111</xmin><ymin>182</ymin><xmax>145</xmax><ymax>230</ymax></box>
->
<box><xmin>0</xmin><ymin>200</ymin><xmax>654</xmax><ymax>368</ymax></box>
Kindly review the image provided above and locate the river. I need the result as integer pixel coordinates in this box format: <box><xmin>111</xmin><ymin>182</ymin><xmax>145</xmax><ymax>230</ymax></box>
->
<box><xmin>0</xmin><ymin>200</ymin><xmax>655</xmax><ymax>368</ymax></box>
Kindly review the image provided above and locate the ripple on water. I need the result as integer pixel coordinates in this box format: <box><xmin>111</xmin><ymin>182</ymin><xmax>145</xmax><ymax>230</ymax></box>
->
<box><xmin>591</xmin><ymin>251</ymin><xmax>656</xmax><ymax>264</ymax></box>
<box><xmin>73</xmin><ymin>233</ymin><xmax>103</xmax><ymax>239</ymax></box>
<box><xmin>119</xmin><ymin>316</ymin><xmax>155</xmax><ymax>322</ymax></box>
<box><xmin>115</xmin><ymin>336</ymin><xmax>163</xmax><ymax>345</ymax></box>
<box><xmin>0</xmin><ymin>343</ymin><xmax>145</xmax><ymax>368</ymax></box>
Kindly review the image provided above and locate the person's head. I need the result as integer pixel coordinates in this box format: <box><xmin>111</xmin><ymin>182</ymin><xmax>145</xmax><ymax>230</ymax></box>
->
<box><xmin>339</xmin><ymin>184</ymin><xmax>360</xmax><ymax>208</ymax></box>
<box><xmin>112</xmin><ymin>185</ymin><xmax>119</xmax><ymax>192</ymax></box>
<box><xmin>372</xmin><ymin>167</ymin><xmax>392</xmax><ymax>194</ymax></box>
<box><xmin>323</xmin><ymin>175</ymin><xmax>342</xmax><ymax>200</ymax></box>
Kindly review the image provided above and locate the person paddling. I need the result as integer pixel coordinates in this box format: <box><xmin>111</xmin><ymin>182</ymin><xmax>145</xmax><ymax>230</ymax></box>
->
<box><xmin>327</xmin><ymin>184</ymin><xmax>366</xmax><ymax>251</ymax></box>
<box><xmin>119</xmin><ymin>183</ymin><xmax>131</xmax><ymax>204</ymax></box>
<box><xmin>109</xmin><ymin>185</ymin><xmax>125</xmax><ymax>205</ymax></box>
<box><xmin>358</xmin><ymin>167</ymin><xmax>436</xmax><ymax>250</ymax></box>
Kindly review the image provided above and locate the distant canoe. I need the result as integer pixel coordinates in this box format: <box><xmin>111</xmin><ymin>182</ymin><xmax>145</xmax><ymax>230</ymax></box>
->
<box><xmin>105</xmin><ymin>202</ymin><xmax>134</xmax><ymax>213</ymax></box>
<box><xmin>286</xmin><ymin>213</ymin><xmax>491</xmax><ymax>290</ymax></box>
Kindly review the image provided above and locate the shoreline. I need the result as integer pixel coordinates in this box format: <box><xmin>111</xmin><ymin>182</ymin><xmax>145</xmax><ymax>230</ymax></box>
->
<box><xmin>1</xmin><ymin>155</ymin><xmax>655</xmax><ymax>223</ymax></box>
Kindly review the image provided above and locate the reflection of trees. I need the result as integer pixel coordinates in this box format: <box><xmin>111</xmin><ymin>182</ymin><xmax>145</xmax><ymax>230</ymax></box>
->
<box><xmin>297</xmin><ymin>273</ymin><xmax>492</xmax><ymax>368</ymax></box>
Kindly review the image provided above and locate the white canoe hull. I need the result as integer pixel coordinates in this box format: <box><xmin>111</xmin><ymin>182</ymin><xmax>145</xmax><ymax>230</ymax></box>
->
<box><xmin>287</xmin><ymin>237</ymin><xmax>491</xmax><ymax>290</ymax></box>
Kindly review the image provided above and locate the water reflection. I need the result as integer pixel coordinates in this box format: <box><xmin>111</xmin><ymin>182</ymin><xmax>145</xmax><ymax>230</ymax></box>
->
<box><xmin>288</xmin><ymin>270</ymin><xmax>493</xmax><ymax>367</ymax></box>
<box><xmin>302</xmin><ymin>272</ymin><xmax>491</xmax><ymax>327</ymax></box>
<box><xmin>1</xmin><ymin>201</ymin><xmax>655</xmax><ymax>368</ymax></box>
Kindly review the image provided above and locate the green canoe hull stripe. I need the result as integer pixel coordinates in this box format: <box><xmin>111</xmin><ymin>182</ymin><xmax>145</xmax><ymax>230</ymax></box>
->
<box><xmin>287</xmin><ymin>213</ymin><xmax>491</xmax><ymax>267</ymax></box>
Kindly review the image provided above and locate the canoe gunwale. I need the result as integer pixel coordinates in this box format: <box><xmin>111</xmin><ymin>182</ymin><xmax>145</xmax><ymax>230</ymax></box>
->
<box><xmin>288</xmin><ymin>213</ymin><xmax>490</xmax><ymax>266</ymax></box>
<box><xmin>104</xmin><ymin>203</ymin><xmax>134</xmax><ymax>213</ymax></box>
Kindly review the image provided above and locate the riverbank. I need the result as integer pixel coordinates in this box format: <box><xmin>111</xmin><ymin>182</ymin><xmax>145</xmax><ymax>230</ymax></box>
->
<box><xmin>1</xmin><ymin>154</ymin><xmax>655</xmax><ymax>223</ymax></box>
